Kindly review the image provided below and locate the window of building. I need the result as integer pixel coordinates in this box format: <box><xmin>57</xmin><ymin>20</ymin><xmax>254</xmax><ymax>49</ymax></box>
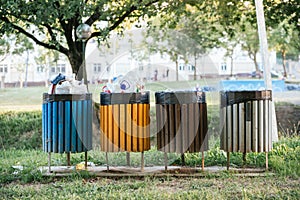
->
<box><xmin>93</xmin><ymin>63</ymin><xmax>101</xmax><ymax>73</ymax></box>
<box><xmin>51</xmin><ymin>64</ymin><xmax>66</xmax><ymax>73</ymax></box>
<box><xmin>37</xmin><ymin>66</ymin><xmax>44</xmax><ymax>73</ymax></box>
<box><xmin>0</xmin><ymin>64</ymin><xmax>8</xmax><ymax>73</ymax></box>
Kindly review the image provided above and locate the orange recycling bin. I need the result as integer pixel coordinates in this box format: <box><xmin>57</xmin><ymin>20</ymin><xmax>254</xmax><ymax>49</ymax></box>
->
<box><xmin>100</xmin><ymin>92</ymin><xmax>150</xmax><ymax>152</ymax></box>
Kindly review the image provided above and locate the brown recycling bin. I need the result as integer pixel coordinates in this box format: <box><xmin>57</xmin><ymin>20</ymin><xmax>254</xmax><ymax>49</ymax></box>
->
<box><xmin>100</xmin><ymin>92</ymin><xmax>150</xmax><ymax>153</ymax></box>
<box><xmin>155</xmin><ymin>91</ymin><xmax>208</xmax><ymax>170</ymax></box>
<box><xmin>220</xmin><ymin>90</ymin><xmax>273</xmax><ymax>169</ymax></box>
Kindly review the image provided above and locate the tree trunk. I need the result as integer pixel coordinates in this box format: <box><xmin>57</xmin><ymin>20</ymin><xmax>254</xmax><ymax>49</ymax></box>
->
<box><xmin>193</xmin><ymin>53</ymin><xmax>197</xmax><ymax>81</ymax></box>
<box><xmin>67</xmin><ymin>41</ymin><xmax>86</xmax><ymax>83</ymax></box>
<box><xmin>230</xmin><ymin>56</ymin><xmax>234</xmax><ymax>77</ymax></box>
<box><xmin>176</xmin><ymin>59</ymin><xmax>179</xmax><ymax>81</ymax></box>
<box><xmin>253</xmin><ymin>53</ymin><xmax>262</xmax><ymax>78</ymax></box>
<box><xmin>282</xmin><ymin>50</ymin><xmax>287</xmax><ymax>78</ymax></box>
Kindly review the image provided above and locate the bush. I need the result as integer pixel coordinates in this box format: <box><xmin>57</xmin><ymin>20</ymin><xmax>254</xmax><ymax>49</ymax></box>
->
<box><xmin>0</xmin><ymin>111</ymin><xmax>42</xmax><ymax>149</ymax></box>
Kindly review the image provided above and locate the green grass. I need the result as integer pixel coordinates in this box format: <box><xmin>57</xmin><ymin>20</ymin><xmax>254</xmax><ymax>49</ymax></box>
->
<box><xmin>0</xmin><ymin>174</ymin><xmax>299</xmax><ymax>199</ymax></box>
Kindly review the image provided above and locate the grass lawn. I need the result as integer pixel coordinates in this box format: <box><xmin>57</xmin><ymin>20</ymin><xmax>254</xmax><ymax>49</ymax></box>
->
<box><xmin>1</xmin><ymin>175</ymin><xmax>299</xmax><ymax>199</ymax></box>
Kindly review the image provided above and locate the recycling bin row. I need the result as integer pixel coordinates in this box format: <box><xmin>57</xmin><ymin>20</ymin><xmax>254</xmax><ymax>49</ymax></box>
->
<box><xmin>42</xmin><ymin>90</ymin><xmax>273</xmax><ymax>169</ymax></box>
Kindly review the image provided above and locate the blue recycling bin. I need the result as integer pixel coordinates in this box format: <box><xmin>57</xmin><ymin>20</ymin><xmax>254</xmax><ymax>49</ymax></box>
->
<box><xmin>42</xmin><ymin>93</ymin><xmax>93</xmax><ymax>154</ymax></box>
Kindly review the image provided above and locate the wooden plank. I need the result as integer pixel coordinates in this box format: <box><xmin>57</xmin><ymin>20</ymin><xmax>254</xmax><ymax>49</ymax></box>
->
<box><xmin>181</xmin><ymin>104</ymin><xmax>188</xmax><ymax>153</ymax></box>
<box><xmin>64</xmin><ymin>101</ymin><xmax>71</xmax><ymax>152</ymax></box>
<box><xmin>258</xmin><ymin>100</ymin><xmax>264</xmax><ymax>152</ymax></box>
<box><xmin>156</xmin><ymin>105</ymin><xmax>162</xmax><ymax>151</ymax></box>
<box><xmin>160</xmin><ymin>105</ymin><xmax>166</xmax><ymax>152</ymax></box>
<box><xmin>169</xmin><ymin>104</ymin><xmax>176</xmax><ymax>152</ymax></box>
<box><xmin>100</xmin><ymin>105</ymin><xmax>105</xmax><ymax>151</ymax></box>
<box><xmin>145</xmin><ymin>103</ymin><xmax>150</xmax><ymax>150</ymax></box>
<box><xmin>52</xmin><ymin>102</ymin><xmax>58</xmax><ymax>153</ymax></box>
<box><xmin>77</xmin><ymin>101</ymin><xmax>83</xmax><ymax>153</ymax></box>
<box><xmin>264</xmin><ymin>100</ymin><xmax>269</xmax><ymax>152</ymax></box>
<box><xmin>71</xmin><ymin>101</ymin><xmax>77</xmax><ymax>153</ymax></box>
<box><xmin>268</xmin><ymin>100</ymin><xmax>272</xmax><ymax>151</ymax></box>
<box><xmin>132</xmin><ymin>104</ymin><xmax>138</xmax><ymax>152</ymax></box>
<box><xmin>119</xmin><ymin>104</ymin><xmax>126</xmax><ymax>151</ymax></box>
<box><xmin>226</xmin><ymin>105</ymin><xmax>232</xmax><ymax>152</ymax></box>
<box><xmin>58</xmin><ymin>101</ymin><xmax>64</xmax><ymax>153</ymax></box>
<box><xmin>164</xmin><ymin>105</ymin><xmax>170</xmax><ymax>153</ymax></box>
<box><xmin>87</xmin><ymin>99</ymin><xmax>93</xmax><ymax>150</ymax></box>
<box><xmin>42</xmin><ymin>103</ymin><xmax>47</xmax><ymax>152</ymax></box>
<box><xmin>112</xmin><ymin>104</ymin><xmax>120</xmax><ymax>152</ymax></box>
<box><xmin>107</xmin><ymin>105</ymin><xmax>113</xmax><ymax>152</ymax></box>
<box><xmin>202</xmin><ymin>103</ymin><xmax>208</xmax><ymax>151</ymax></box>
<box><xmin>138</xmin><ymin>104</ymin><xmax>144</xmax><ymax>152</ymax></box>
<box><xmin>232</xmin><ymin>104</ymin><xmax>238</xmax><ymax>152</ymax></box>
<box><xmin>239</xmin><ymin>103</ymin><xmax>245</xmax><ymax>153</ymax></box>
<box><xmin>102</xmin><ymin>105</ymin><xmax>108</xmax><ymax>152</ymax></box>
<box><xmin>188</xmin><ymin>103</ymin><xmax>195</xmax><ymax>152</ymax></box>
<box><xmin>83</xmin><ymin>100</ymin><xmax>88</xmax><ymax>151</ymax></box>
<box><xmin>252</xmin><ymin>100</ymin><xmax>258</xmax><ymax>152</ymax></box>
<box><xmin>220</xmin><ymin>106</ymin><xmax>226</xmax><ymax>151</ymax></box>
<box><xmin>175</xmin><ymin>104</ymin><xmax>181</xmax><ymax>153</ymax></box>
<box><xmin>195</xmin><ymin>103</ymin><xmax>200</xmax><ymax>152</ymax></box>
<box><xmin>245</xmin><ymin>102</ymin><xmax>252</xmax><ymax>153</ymax></box>
<box><xmin>126</xmin><ymin>104</ymin><xmax>132</xmax><ymax>152</ymax></box>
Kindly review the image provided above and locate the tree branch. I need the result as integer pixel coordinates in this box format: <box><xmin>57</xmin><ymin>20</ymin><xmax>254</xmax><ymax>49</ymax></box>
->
<box><xmin>90</xmin><ymin>0</ymin><xmax>159</xmax><ymax>39</ymax></box>
<box><xmin>0</xmin><ymin>16</ymin><xmax>68</xmax><ymax>55</ymax></box>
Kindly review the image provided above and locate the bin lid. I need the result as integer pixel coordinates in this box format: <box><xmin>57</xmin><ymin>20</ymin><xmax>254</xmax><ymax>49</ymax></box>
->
<box><xmin>155</xmin><ymin>91</ymin><xmax>206</xmax><ymax>104</ymax></box>
<box><xmin>43</xmin><ymin>93</ymin><xmax>92</xmax><ymax>103</ymax></box>
<box><xmin>220</xmin><ymin>90</ymin><xmax>272</xmax><ymax>107</ymax></box>
<box><xmin>100</xmin><ymin>91</ymin><xmax>150</xmax><ymax>105</ymax></box>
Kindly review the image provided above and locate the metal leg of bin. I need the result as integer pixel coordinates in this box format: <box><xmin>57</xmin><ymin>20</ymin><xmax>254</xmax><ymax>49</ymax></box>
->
<box><xmin>48</xmin><ymin>152</ymin><xmax>51</xmax><ymax>173</ymax></box>
<box><xmin>67</xmin><ymin>152</ymin><xmax>71</xmax><ymax>166</ymax></box>
<box><xmin>126</xmin><ymin>152</ymin><xmax>130</xmax><ymax>167</ymax></box>
<box><xmin>227</xmin><ymin>152</ymin><xmax>230</xmax><ymax>170</ymax></box>
<box><xmin>201</xmin><ymin>151</ymin><xmax>204</xmax><ymax>172</ymax></box>
<box><xmin>243</xmin><ymin>152</ymin><xmax>246</xmax><ymax>168</ymax></box>
<box><xmin>181</xmin><ymin>153</ymin><xmax>185</xmax><ymax>166</ymax></box>
<box><xmin>141</xmin><ymin>152</ymin><xmax>144</xmax><ymax>172</ymax></box>
<box><xmin>106</xmin><ymin>152</ymin><xmax>109</xmax><ymax>172</ymax></box>
<box><xmin>265</xmin><ymin>152</ymin><xmax>268</xmax><ymax>171</ymax></box>
<box><xmin>85</xmin><ymin>151</ymin><xmax>88</xmax><ymax>169</ymax></box>
<box><xmin>164</xmin><ymin>152</ymin><xmax>168</xmax><ymax>171</ymax></box>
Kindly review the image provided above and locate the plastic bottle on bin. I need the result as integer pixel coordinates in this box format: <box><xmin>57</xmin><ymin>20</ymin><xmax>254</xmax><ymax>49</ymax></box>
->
<box><xmin>48</xmin><ymin>73</ymin><xmax>87</xmax><ymax>94</ymax></box>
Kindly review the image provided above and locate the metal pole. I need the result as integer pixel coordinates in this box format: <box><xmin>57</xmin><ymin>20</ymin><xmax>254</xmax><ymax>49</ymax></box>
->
<box><xmin>164</xmin><ymin>152</ymin><xmax>168</xmax><ymax>171</ymax></box>
<box><xmin>106</xmin><ymin>152</ymin><xmax>109</xmax><ymax>172</ymax></box>
<box><xmin>243</xmin><ymin>152</ymin><xmax>247</xmax><ymax>168</ymax></box>
<box><xmin>126</xmin><ymin>152</ymin><xmax>130</xmax><ymax>167</ymax></box>
<box><xmin>67</xmin><ymin>152</ymin><xmax>71</xmax><ymax>166</ymax></box>
<box><xmin>85</xmin><ymin>151</ymin><xmax>88</xmax><ymax>169</ymax></box>
<box><xmin>255</xmin><ymin>0</ymin><xmax>278</xmax><ymax>142</ymax></box>
<box><xmin>227</xmin><ymin>152</ymin><xmax>230</xmax><ymax>170</ymax></box>
<box><xmin>201</xmin><ymin>151</ymin><xmax>204</xmax><ymax>172</ymax></box>
<box><xmin>48</xmin><ymin>152</ymin><xmax>51</xmax><ymax>173</ymax></box>
<box><xmin>141</xmin><ymin>152</ymin><xmax>144</xmax><ymax>172</ymax></box>
<box><xmin>265</xmin><ymin>152</ymin><xmax>268</xmax><ymax>171</ymax></box>
<box><xmin>181</xmin><ymin>153</ymin><xmax>185</xmax><ymax>166</ymax></box>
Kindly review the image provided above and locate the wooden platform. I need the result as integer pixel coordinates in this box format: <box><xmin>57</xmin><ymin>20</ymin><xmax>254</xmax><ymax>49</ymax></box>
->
<box><xmin>39</xmin><ymin>165</ymin><xmax>273</xmax><ymax>178</ymax></box>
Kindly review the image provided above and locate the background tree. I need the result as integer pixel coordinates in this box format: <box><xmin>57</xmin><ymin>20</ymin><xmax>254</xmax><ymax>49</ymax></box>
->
<box><xmin>0</xmin><ymin>0</ymin><xmax>173</xmax><ymax>84</ymax></box>
<box><xmin>0</xmin><ymin>37</ymin><xmax>10</xmax><ymax>62</ymax></box>
<box><xmin>35</xmin><ymin>47</ymin><xmax>60</xmax><ymax>87</ymax></box>
<box><xmin>269</xmin><ymin>20</ymin><xmax>298</xmax><ymax>78</ymax></box>
<box><xmin>11</xmin><ymin>34</ymin><xmax>34</xmax><ymax>88</ymax></box>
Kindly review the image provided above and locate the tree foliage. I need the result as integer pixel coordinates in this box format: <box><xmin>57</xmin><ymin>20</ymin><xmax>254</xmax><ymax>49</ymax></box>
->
<box><xmin>0</xmin><ymin>0</ymin><xmax>175</xmax><ymax>81</ymax></box>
